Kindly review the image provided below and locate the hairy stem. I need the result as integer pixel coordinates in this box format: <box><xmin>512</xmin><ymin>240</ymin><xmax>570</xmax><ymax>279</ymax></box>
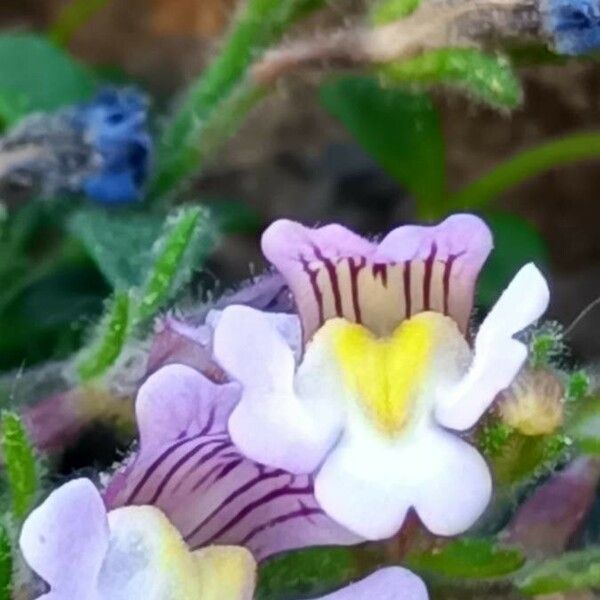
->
<box><xmin>253</xmin><ymin>0</ymin><xmax>527</xmax><ymax>85</ymax></box>
<box><xmin>150</xmin><ymin>0</ymin><xmax>326</xmax><ymax>201</ymax></box>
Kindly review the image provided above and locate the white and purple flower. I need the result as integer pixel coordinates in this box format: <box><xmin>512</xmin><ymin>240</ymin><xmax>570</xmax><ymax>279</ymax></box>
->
<box><xmin>20</xmin><ymin>479</ymin><xmax>427</xmax><ymax>600</ymax></box>
<box><xmin>213</xmin><ymin>215</ymin><xmax>550</xmax><ymax>540</ymax></box>
<box><xmin>105</xmin><ymin>214</ymin><xmax>550</xmax><ymax>546</ymax></box>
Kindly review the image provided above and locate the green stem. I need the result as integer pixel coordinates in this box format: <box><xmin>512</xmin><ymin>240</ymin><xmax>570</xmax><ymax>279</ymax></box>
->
<box><xmin>49</xmin><ymin>0</ymin><xmax>110</xmax><ymax>47</ymax></box>
<box><xmin>447</xmin><ymin>131</ymin><xmax>600</xmax><ymax>212</ymax></box>
<box><xmin>149</xmin><ymin>0</ymin><xmax>325</xmax><ymax>201</ymax></box>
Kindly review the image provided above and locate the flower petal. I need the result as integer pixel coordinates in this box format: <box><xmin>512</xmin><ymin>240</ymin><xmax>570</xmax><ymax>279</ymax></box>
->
<box><xmin>505</xmin><ymin>457</ymin><xmax>600</xmax><ymax>557</ymax></box>
<box><xmin>97</xmin><ymin>506</ymin><xmax>205</xmax><ymax>600</ymax></box>
<box><xmin>192</xmin><ymin>546</ymin><xmax>256</xmax><ymax>600</ymax></box>
<box><xmin>105</xmin><ymin>364</ymin><xmax>361</xmax><ymax>561</ymax></box>
<box><xmin>314</xmin><ymin>435</ymin><xmax>412</xmax><ymax>540</ymax></box>
<box><xmin>412</xmin><ymin>428</ymin><xmax>492</xmax><ymax>536</ymax></box>
<box><xmin>315</xmin><ymin>568</ymin><xmax>429</xmax><ymax>600</ymax></box>
<box><xmin>315</xmin><ymin>424</ymin><xmax>490</xmax><ymax>539</ymax></box>
<box><xmin>436</xmin><ymin>263</ymin><xmax>550</xmax><ymax>431</ymax></box>
<box><xmin>214</xmin><ymin>305</ymin><xmax>343</xmax><ymax>474</ymax></box>
<box><xmin>19</xmin><ymin>479</ymin><xmax>109</xmax><ymax>600</ymax></box>
<box><xmin>262</xmin><ymin>215</ymin><xmax>491</xmax><ymax>341</ymax></box>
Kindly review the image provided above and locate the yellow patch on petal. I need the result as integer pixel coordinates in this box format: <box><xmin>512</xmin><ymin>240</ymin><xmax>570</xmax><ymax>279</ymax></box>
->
<box><xmin>105</xmin><ymin>506</ymin><xmax>206</xmax><ymax>599</ymax></box>
<box><xmin>320</xmin><ymin>312</ymin><xmax>459</xmax><ymax>436</ymax></box>
<box><xmin>105</xmin><ymin>507</ymin><xmax>256</xmax><ymax>600</ymax></box>
<box><xmin>193</xmin><ymin>546</ymin><xmax>256</xmax><ymax>600</ymax></box>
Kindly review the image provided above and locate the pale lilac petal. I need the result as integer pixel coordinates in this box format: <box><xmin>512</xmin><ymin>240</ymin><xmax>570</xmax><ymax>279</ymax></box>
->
<box><xmin>214</xmin><ymin>305</ymin><xmax>342</xmax><ymax>474</ymax></box>
<box><xmin>315</xmin><ymin>425</ymin><xmax>490</xmax><ymax>539</ymax></box>
<box><xmin>207</xmin><ymin>308</ymin><xmax>303</xmax><ymax>360</ymax></box>
<box><xmin>20</xmin><ymin>479</ymin><xmax>109</xmax><ymax>600</ymax></box>
<box><xmin>436</xmin><ymin>263</ymin><xmax>550</xmax><ymax>431</ymax></box>
<box><xmin>315</xmin><ymin>568</ymin><xmax>428</xmax><ymax>600</ymax></box>
<box><xmin>135</xmin><ymin>364</ymin><xmax>240</xmax><ymax>454</ymax></box>
<box><xmin>261</xmin><ymin>215</ymin><xmax>491</xmax><ymax>340</ymax></box>
<box><xmin>504</xmin><ymin>457</ymin><xmax>600</xmax><ymax>558</ymax></box>
<box><xmin>105</xmin><ymin>365</ymin><xmax>361</xmax><ymax>561</ymax></box>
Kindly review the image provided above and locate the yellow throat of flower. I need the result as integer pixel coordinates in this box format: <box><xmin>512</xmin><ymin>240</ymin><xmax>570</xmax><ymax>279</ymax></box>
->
<box><xmin>325</xmin><ymin>312</ymin><xmax>459</xmax><ymax>437</ymax></box>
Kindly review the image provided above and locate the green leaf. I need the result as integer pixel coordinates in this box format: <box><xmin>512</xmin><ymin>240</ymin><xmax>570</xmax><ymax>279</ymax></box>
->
<box><xmin>134</xmin><ymin>207</ymin><xmax>218</xmax><ymax>324</ymax></box>
<box><xmin>68</xmin><ymin>208</ymin><xmax>164</xmax><ymax>289</ymax></box>
<box><xmin>486</xmin><ymin>430</ymin><xmax>570</xmax><ymax>487</ymax></box>
<box><xmin>516</xmin><ymin>548</ymin><xmax>600</xmax><ymax>595</ymax></box>
<box><xmin>0</xmin><ymin>523</ymin><xmax>11</xmax><ymax>600</ymax></box>
<box><xmin>1</xmin><ymin>412</ymin><xmax>38</xmax><ymax>520</ymax></box>
<box><xmin>0</xmin><ymin>89</ymin><xmax>29</xmax><ymax>131</ymax></box>
<box><xmin>205</xmin><ymin>199</ymin><xmax>263</xmax><ymax>234</ymax></box>
<box><xmin>371</xmin><ymin>0</ymin><xmax>421</xmax><ymax>24</ymax></box>
<box><xmin>383</xmin><ymin>49</ymin><xmax>522</xmax><ymax>109</ymax></box>
<box><xmin>0</xmin><ymin>33</ymin><xmax>95</xmax><ymax>123</ymax></box>
<box><xmin>75</xmin><ymin>290</ymin><xmax>131</xmax><ymax>382</ymax></box>
<box><xmin>320</xmin><ymin>76</ymin><xmax>445</xmax><ymax>219</ymax></box>
<box><xmin>406</xmin><ymin>538</ymin><xmax>525</xmax><ymax>580</ymax></box>
<box><xmin>567</xmin><ymin>370</ymin><xmax>590</xmax><ymax>403</ymax></box>
<box><xmin>256</xmin><ymin>547</ymin><xmax>357</xmax><ymax>600</ymax></box>
<box><xmin>477</xmin><ymin>212</ymin><xmax>549</xmax><ymax>307</ymax></box>
<box><xmin>567</xmin><ymin>395</ymin><xmax>600</xmax><ymax>454</ymax></box>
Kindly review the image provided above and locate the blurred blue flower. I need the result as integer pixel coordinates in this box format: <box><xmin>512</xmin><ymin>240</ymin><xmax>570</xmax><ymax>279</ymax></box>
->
<box><xmin>72</xmin><ymin>88</ymin><xmax>152</xmax><ymax>204</ymax></box>
<box><xmin>543</xmin><ymin>0</ymin><xmax>600</xmax><ymax>55</ymax></box>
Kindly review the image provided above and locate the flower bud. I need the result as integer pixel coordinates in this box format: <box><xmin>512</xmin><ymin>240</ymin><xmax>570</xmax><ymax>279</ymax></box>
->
<box><xmin>499</xmin><ymin>368</ymin><xmax>564</xmax><ymax>436</ymax></box>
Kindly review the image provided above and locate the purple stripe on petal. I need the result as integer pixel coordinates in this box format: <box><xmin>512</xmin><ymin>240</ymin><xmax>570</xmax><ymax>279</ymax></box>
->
<box><xmin>262</xmin><ymin>215</ymin><xmax>492</xmax><ymax>340</ymax></box>
<box><xmin>104</xmin><ymin>364</ymin><xmax>361</xmax><ymax>561</ymax></box>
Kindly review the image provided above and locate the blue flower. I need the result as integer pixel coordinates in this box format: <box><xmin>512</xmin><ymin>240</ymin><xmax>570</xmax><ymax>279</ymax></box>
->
<box><xmin>72</xmin><ymin>88</ymin><xmax>152</xmax><ymax>204</ymax></box>
<box><xmin>543</xmin><ymin>0</ymin><xmax>600</xmax><ymax>55</ymax></box>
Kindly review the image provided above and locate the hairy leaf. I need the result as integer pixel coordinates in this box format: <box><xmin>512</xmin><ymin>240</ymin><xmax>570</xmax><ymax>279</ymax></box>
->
<box><xmin>134</xmin><ymin>207</ymin><xmax>218</xmax><ymax>323</ymax></box>
<box><xmin>406</xmin><ymin>538</ymin><xmax>525</xmax><ymax>580</ymax></box>
<box><xmin>1</xmin><ymin>412</ymin><xmax>38</xmax><ymax>519</ymax></box>
<box><xmin>75</xmin><ymin>290</ymin><xmax>131</xmax><ymax>382</ymax></box>
<box><xmin>516</xmin><ymin>548</ymin><xmax>600</xmax><ymax>595</ymax></box>
<box><xmin>256</xmin><ymin>547</ymin><xmax>357</xmax><ymax>600</ymax></box>
<box><xmin>68</xmin><ymin>208</ymin><xmax>164</xmax><ymax>288</ymax></box>
<box><xmin>383</xmin><ymin>48</ymin><xmax>522</xmax><ymax>109</ymax></box>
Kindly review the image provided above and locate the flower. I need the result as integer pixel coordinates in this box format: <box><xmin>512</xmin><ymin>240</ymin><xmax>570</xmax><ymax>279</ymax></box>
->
<box><xmin>211</xmin><ymin>215</ymin><xmax>550</xmax><ymax>540</ymax></box>
<box><xmin>20</xmin><ymin>478</ymin><xmax>428</xmax><ymax>600</ymax></box>
<box><xmin>541</xmin><ymin>0</ymin><xmax>600</xmax><ymax>55</ymax></box>
<box><xmin>72</xmin><ymin>88</ymin><xmax>152</xmax><ymax>204</ymax></box>
<box><xmin>104</xmin><ymin>364</ymin><xmax>362</xmax><ymax>561</ymax></box>
<box><xmin>20</xmin><ymin>478</ymin><xmax>256</xmax><ymax>600</ymax></box>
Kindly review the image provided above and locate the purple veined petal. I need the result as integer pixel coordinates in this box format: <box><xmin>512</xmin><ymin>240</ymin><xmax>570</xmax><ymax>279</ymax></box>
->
<box><xmin>504</xmin><ymin>457</ymin><xmax>600</xmax><ymax>558</ymax></box>
<box><xmin>314</xmin><ymin>567</ymin><xmax>429</xmax><ymax>600</ymax></box>
<box><xmin>261</xmin><ymin>215</ymin><xmax>492</xmax><ymax>342</ymax></box>
<box><xmin>105</xmin><ymin>364</ymin><xmax>362</xmax><ymax>561</ymax></box>
<box><xmin>20</xmin><ymin>479</ymin><xmax>109</xmax><ymax>600</ymax></box>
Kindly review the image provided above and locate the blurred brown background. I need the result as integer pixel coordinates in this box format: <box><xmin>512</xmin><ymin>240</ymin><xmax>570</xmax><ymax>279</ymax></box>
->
<box><xmin>3</xmin><ymin>0</ymin><xmax>600</xmax><ymax>359</ymax></box>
